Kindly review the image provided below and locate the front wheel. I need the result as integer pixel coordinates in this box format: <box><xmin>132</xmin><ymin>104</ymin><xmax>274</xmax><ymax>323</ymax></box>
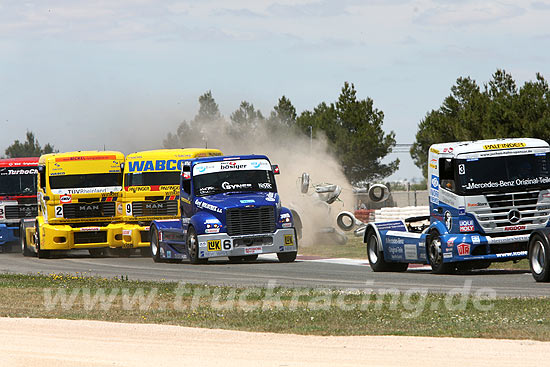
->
<box><xmin>187</xmin><ymin>227</ymin><xmax>207</xmax><ymax>264</ymax></box>
<box><xmin>21</xmin><ymin>224</ymin><xmax>33</xmax><ymax>257</ymax></box>
<box><xmin>529</xmin><ymin>234</ymin><xmax>550</xmax><ymax>282</ymax></box>
<box><xmin>277</xmin><ymin>251</ymin><xmax>297</xmax><ymax>263</ymax></box>
<box><xmin>366</xmin><ymin>230</ymin><xmax>408</xmax><ymax>272</ymax></box>
<box><xmin>150</xmin><ymin>226</ymin><xmax>162</xmax><ymax>263</ymax></box>
<box><xmin>427</xmin><ymin>231</ymin><xmax>453</xmax><ymax>274</ymax></box>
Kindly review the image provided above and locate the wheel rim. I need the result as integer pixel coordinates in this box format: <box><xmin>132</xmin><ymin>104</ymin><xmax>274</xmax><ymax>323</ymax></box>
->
<box><xmin>368</xmin><ymin>235</ymin><xmax>378</xmax><ymax>263</ymax></box>
<box><xmin>188</xmin><ymin>232</ymin><xmax>197</xmax><ymax>258</ymax></box>
<box><xmin>151</xmin><ymin>232</ymin><xmax>158</xmax><ymax>256</ymax></box>
<box><xmin>531</xmin><ymin>240</ymin><xmax>546</xmax><ymax>275</ymax></box>
<box><xmin>429</xmin><ymin>237</ymin><xmax>442</xmax><ymax>266</ymax></box>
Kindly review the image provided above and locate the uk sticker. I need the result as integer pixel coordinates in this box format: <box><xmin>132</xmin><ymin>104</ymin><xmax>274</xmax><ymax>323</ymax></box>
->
<box><xmin>207</xmin><ymin>240</ymin><xmax>221</xmax><ymax>252</ymax></box>
<box><xmin>284</xmin><ymin>234</ymin><xmax>294</xmax><ymax>246</ymax></box>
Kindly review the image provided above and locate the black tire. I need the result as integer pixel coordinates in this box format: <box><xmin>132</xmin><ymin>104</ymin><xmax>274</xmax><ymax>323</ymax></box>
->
<box><xmin>21</xmin><ymin>224</ymin><xmax>33</xmax><ymax>257</ymax></box>
<box><xmin>427</xmin><ymin>230</ymin><xmax>454</xmax><ymax>274</ymax></box>
<box><xmin>35</xmin><ymin>224</ymin><xmax>50</xmax><ymax>259</ymax></box>
<box><xmin>529</xmin><ymin>233</ymin><xmax>550</xmax><ymax>282</ymax></box>
<box><xmin>366</xmin><ymin>229</ymin><xmax>408</xmax><ymax>272</ymax></box>
<box><xmin>277</xmin><ymin>251</ymin><xmax>297</xmax><ymax>263</ymax></box>
<box><xmin>187</xmin><ymin>226</ymin><xmax>207</xmax><ymax>264</ymax></box>
<box><xmin>336</xmin><ymin>212</ymin><xmax>355</xmax><ymax>231</ymax></box>
<box><xmin>151</xmin><ymin>226</ymin><xmax>163</xmax><ymax>263</ymax></box>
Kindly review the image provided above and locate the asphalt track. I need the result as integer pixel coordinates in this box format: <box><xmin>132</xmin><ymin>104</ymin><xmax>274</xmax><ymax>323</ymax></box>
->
<box><xmin>0</xmin><ymin>251</ymin><xmax>549</xmax><ymax>297</ymax></box>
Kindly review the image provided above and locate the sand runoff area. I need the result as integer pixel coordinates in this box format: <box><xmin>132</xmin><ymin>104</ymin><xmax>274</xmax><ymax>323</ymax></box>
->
<box><xmin>0</xmin><ymin>317</ymin><xmax>548</xmax><ymax>366</ymax></box>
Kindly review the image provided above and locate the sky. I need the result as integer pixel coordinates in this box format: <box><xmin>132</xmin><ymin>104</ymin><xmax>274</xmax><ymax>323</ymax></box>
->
<box><xmin>1</xmin><ymin>0</ymin><xmax>550</xmax><ymax>181</ymax></box>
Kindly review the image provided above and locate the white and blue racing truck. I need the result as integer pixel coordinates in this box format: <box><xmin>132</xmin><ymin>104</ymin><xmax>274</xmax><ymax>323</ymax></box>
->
<box><xmin>365</xmin><ymin>138</ymin><xmax>550</xmax><ymax>274</ymax></box>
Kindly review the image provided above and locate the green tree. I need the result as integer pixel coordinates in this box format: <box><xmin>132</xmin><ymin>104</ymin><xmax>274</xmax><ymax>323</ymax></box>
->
<box><xmin>269</xmin><ymin>95</ymin><xmax>297</xmax><ymax>127</ymax></box>
<box><xmin>163</xmin><ymin>91</ymin><xmax>223</xmax><ymax>148</ymax></box>
<box><xmin>297</xmin><ymin>82</ymin><xmax>399</xmax><ymax>184</ymax></box>
<box><xmin>5</xmin><ymin>131</ymin><xmax>56</xmax><ymax>158</ymax></box>
<box><xmin>411</xmin><ymin>69</ymin><xmax>550</xmax><ymax>177</ymax></box>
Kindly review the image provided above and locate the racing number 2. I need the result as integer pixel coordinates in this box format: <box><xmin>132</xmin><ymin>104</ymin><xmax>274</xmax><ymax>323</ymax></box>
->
<box><xmin>55</xmin><ymin>205</ymin><xmax>63</xmax><ymax>218</ymax></box>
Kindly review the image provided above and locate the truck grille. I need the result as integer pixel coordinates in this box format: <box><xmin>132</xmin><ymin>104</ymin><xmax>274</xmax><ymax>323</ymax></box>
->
<box><xmin>74</xmin><ymin>231</ymin><xmax>107</xmax><ymax>244</ymax></box>
<box><xmin>470</xmin><ymin>190</ymin><xmax>550</xmax><ymax>232</ymax></box>
<box><xmin>132</xmin><ymin>200</ymin><xmax>177</xmax><ymax>217</ymax></box>
<box><xmin>4</xmin><ymin>204</ymin><xmax>38</xmax><ymax>219</ymax></box>
<box><xmin>226</xmin><ymin>206</ymin><xmax>275</xmax><ymax>236</ymax></box>
<box><xmin>63</xmin><ymin>202</ymin><xmax>116</xmax><ymax>219</ymax></box>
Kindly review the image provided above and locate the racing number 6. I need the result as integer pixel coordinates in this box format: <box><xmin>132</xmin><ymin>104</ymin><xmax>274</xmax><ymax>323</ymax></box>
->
<box><xmin>223</xmin><ymin>240</ymin><xmax>232</xmax><ymax>251</ymax></box>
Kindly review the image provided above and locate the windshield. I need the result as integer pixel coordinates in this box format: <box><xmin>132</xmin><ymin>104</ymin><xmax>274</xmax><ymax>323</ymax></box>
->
<box><xmin>194</xmin><ymin>170</ymin><xmax>276</xmax><ymax>196</ymax></box>
<box><xmin>125</xmin><ymin>172</ymin><xmax>180</xmax><ymax>187</ymax></box>
<box><xmin>0</xmin><ymin>167</ymin><xmax>37</xmax><ymax>195</ymax></box>
<box><xmin>455</xmin><ymin>153</ymin><xmax>550</xmax><ymax>195</ymax></box>
<box><xmin>49</xmin><ymin>173</ymin><xmax>122</xmax><ymax>189</ymax></box>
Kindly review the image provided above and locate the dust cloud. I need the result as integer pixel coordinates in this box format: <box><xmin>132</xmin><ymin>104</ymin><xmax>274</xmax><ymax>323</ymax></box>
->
<box><xmin>167</xmin><ymin>118</ymin><xmax>356</xmax><ymax>246</ymax></box>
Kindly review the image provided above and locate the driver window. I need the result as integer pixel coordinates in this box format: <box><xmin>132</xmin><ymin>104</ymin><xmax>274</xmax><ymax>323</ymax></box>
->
<box><xmin>439</xmin><ymin>158</ymin><xmax>456</xmax><ymax>192</ymax></box>
<box><xmin>39</xmin><ymin>166</ymin><xmax>46</xmax><ymax>190</ymax></box>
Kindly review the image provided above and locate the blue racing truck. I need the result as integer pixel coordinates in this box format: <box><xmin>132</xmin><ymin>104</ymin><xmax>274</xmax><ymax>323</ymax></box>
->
<box><xmin>365</xmin><ymin>138</ymin><xmax>550</xmax><ymax>274</ymax></box>
<box><xmin>149</xmin><ymin>154</ymin><xmax>298</xmax><ymax>264</ymax></box>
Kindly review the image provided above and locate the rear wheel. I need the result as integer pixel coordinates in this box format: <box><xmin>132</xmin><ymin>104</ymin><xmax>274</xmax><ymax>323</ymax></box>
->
<box><xmin>366</xmin><ymin>230</ymin><xmax>408</xmax><ymax>272</ymax></box>
<box><xmin>529</xmin><ymin>234</ymin><xmax>550</xmax><ymax>282</ymax></box>
<box><xmin>427</xmin><ymin>230</ymin><xmax>453</xmax><ymax>274</ymax></box>
<box><xmin>187</xmin><ymin>227</ymin><xmax>207</xmax><ymax>264</ymax></box>
<box><xmin>151</xmin><ymin>226</ymin><xmax>162</xmax><ymax>263</ymax></box>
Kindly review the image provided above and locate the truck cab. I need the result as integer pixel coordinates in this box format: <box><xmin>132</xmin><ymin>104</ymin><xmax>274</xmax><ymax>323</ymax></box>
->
<box><xmin>365</xmin><ymin>138</ymin><xmax>550</xmax><ymax>273</ymax></box>
<box><xmin>21</xmin><ymin>151</ymin><xmax>125</xmax><ymax>258</ymax></box>
<box><xmin>149</xmin><ymin>155</ymin><xmax>298</xmax><ymax>263</ymax></box>
<box><xmin>0</xmin><ymin>157</ymin><xmax>39</xmax><ymax>252</ymax></box>
<box><xmin>119</xmin><ymin>148</ymin><xmax>222</xmax><ymax>252</ymax></box>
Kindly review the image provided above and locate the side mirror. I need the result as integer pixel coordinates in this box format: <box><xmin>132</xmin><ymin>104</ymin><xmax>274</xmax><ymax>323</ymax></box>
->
<box><xmin>368</xmin><ymin>184</ymin><xmax>390</xmax><ymax>202</ymax></box>
<box><xmin>272</xmin><ymin>165</ymin><xmax>280</xmax><ymax>175</ymax></box>
<box><xmin>300</xmin><ymin>172</ymin><xmax>310</xmax><ymax>194</ymax></box>
<box><xmin>38</xmin><ymin>165</ymin><xmax>45</xmax><ymax>173</ymax></box>
<box><xmin>120</xmin><ymin>162</ymin><xmax>125</xmax><ymax>170</ymax></box>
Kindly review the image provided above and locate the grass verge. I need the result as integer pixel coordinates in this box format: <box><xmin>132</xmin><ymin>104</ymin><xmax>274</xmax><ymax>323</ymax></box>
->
<box><xmin>0</xmin><ymin>273</ymin><xmax>549</xmax><ymax>340</ymax></box>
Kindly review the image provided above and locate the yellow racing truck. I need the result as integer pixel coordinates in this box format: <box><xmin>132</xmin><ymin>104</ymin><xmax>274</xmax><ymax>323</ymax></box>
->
<box><xmin>21</xmin><ymin>151</ymin><xmax>125</xmax><ymax>258</ymax></box>
<box><xmin>118</xmin><ymin>148</ymin><xmax>223</xmax><ymax>255</ymax></box>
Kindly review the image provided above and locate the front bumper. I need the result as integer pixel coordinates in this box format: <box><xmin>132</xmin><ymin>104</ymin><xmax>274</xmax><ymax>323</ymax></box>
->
<box><xmin>38</xmin><ymin>222</ymin><xmax>123</xmax><ymax>250</ymax></box>
<box><xmin>118</xmin><ymin>223</ymin><xmax>151</xmax><ymax>249</ymax></box>
<box><xmin>441</xmin><ymin>233</ymin><xmax>530</xmax><ymax>263</ymax></box>
<box><xmin>159</xmin><ymin>228</ymin><xmax>297</xmax><ymax>260</ymax></box>
<box><xmin>197</xmin><ymin>228</ymin><xmax>298</xmax><ymax>259</ymax></box>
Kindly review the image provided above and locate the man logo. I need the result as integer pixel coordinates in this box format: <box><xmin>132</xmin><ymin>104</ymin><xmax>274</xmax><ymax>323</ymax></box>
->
<box><xmin>507</xmin><ymin>209</ymin><xmax>521</xmax><ymax>224</ymax></box>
